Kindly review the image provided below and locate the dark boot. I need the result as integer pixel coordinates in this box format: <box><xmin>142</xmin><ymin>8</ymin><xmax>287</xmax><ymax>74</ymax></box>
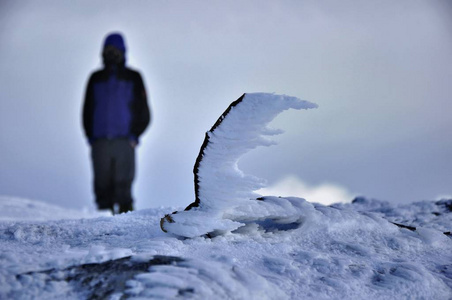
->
<box><xmin>119</xmin><ymin>202</ymin><xmax>133</xmax><ymax>214</ymax></box>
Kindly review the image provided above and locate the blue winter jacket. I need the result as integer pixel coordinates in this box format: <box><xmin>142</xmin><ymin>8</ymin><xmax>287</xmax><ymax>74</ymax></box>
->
<box><xmin>83</xmin><ymin>66</ymin><xmax>150</xmax><ymax>144</ymax></box>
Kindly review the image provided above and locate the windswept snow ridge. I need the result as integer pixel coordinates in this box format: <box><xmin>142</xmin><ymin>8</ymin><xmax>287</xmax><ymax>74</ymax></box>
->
<box><xmin>0</xmin><ymin>196</ymin><xmax>98</xmax><ymax>221</ymax></box>
<box><xmin>160</xmin><ymin>93</ymin><xmax>318</xmax><ymax>237</ymax></box>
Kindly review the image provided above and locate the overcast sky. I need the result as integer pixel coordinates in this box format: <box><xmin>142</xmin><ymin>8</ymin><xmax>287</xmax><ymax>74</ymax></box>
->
<box><xmin>1</xmin><ymin>0</ymin><xmax>451</xmax><ymax>210</ymax></box>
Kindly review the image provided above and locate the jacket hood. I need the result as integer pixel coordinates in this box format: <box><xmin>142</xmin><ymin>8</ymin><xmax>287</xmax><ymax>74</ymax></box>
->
<box><xmin>103</xmin><ymin>33</ymin><xmax>126</xmax><ymax>53</ymax></box>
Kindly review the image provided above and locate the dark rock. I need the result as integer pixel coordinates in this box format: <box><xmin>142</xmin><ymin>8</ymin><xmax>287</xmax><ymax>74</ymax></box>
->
<box><xmin>17</xmin><ymin>255</ymin><xmax>184</xmax><ymax>299</ymax></box>
<box><xmin>435</xmin><ymin>199</ymin><xmax>452</xmax><ymax>212</ymax></box>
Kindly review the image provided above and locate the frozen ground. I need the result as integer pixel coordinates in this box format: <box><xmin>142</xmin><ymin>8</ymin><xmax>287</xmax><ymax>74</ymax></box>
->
<box><xmin>0</xmin><ymin>196</ymin><xmax>451</xmax><ymax>299</ymax></box>
<box><xmin>1</xmin><ymin>93</ymin><xmax>450</xmax><ymax>299</ymax></box>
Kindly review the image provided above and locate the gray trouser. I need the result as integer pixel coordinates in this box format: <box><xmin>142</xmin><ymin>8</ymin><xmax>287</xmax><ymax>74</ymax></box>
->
<box><xmin>91</xmin><ymin>138</ymin><xmax>135</xmax><ymax>209</ymax></box>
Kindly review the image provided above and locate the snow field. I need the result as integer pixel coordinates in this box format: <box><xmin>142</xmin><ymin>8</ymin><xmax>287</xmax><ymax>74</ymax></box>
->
<box><xmin>1</xmin><ymin>93</ymin><xmax>450</xmax><ymax>299</ymax></box>
<box><xmin>0</xmin><ymin>197</ymin><xmax>451</xmax><ymax>299</ymax></box>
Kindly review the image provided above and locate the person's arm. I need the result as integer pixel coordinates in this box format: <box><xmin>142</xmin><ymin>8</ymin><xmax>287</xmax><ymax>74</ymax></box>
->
<box><xmin>82</xmin><ymin>74</ymin><xmax>95</xmax><ymax>144</ymax></box>
<box><xmin>130</xmin><ymin>72</ymin><xmax>151</xmax><ymax>144</ymax></box>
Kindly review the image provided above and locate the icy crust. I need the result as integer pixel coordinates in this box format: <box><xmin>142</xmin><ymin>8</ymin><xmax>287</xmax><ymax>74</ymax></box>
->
<box><xmin>332</xmin><ymin>197</ymin><xmax>452</xmax><ymax>233</ymax></box>
<box><xmin>161</xmin><ymin>211</ymin><xmax>244</xmax><ymax>239</ymax></box>
<box><xmin>1</xmin><ymin>198</ymin><xmax>451</xmax><ymax>299</ymax></box>
<box><xmin>127</xmin><ymin>257</ymin><xmax>286</xmax><ymax>299</ymax></box>
<box><xmin>161</xmin><ymin>197</ymin><xmax>317</xmax><ymax>238</ymax></box>
<box><xmin>224</xmin><ymin>196</ymin><xmax>318</xmax><ymax>223</ymax></box>
<box><xmin>162</xmin><ymin>93</ymin><xmax>318</xmax><ymax>237</ymax></box>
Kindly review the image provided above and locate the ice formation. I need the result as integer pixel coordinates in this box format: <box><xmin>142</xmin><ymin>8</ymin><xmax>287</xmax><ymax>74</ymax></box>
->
<box><xmin>160</xmin><ymin>93</ymin><xmax>318</xmax><ymax>237</ymax></box>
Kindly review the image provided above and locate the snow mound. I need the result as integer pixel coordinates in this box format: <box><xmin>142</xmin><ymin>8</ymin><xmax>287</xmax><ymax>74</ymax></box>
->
<box><xmin>0</xmin><ymin>196</ymin><xmax>99</xmax><ymax>221</ymax></box>
<box><xmin>161</xmin><ymin>93</ymin><xmax>318</xmax><ymax>237</ymax></box>
<box><xmin>333</xmin><ymin>197</ymin><xmax>452</xmax><ymax>233</ymax></box>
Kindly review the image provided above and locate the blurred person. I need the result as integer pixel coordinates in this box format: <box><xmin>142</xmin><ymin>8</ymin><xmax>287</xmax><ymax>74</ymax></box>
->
<box><xmin>82</xmin><ymin>32</ymin><xmax>150</xmax><ymax>214</ymax></box>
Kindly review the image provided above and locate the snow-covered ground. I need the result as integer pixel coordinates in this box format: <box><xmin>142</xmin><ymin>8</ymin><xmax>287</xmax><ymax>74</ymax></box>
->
<box><xmin>0</xmin><ymin>196</ymin><xmax>451</xmax><ymax>299</ymax></box>
<box><xmin>1</xmin><ymin>93</ymin><xmax>450</xmax><ymax>299</ymax></box>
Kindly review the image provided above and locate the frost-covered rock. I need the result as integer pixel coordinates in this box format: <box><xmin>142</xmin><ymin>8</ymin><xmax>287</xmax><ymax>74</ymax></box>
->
<box><xmin>160</xmin><ymin>93</ymin><xmax>318</xmax><ymax>237</ymax></box>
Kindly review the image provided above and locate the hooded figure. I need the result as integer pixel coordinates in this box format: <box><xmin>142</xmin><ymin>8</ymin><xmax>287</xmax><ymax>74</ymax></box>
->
<box><xmin>83</xmin><ymin>32</ymin><xmax>150</xmax><ymax>214</ymax></box>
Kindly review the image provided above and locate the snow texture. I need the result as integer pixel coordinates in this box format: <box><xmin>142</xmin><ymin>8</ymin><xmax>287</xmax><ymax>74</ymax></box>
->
<box><xmin>0</xmin><ymin>196</ymin><xmax>100</xmax><ymax>222</ymax></box>
<box><xmin>161</xmin><ymin>93</ymin><xmax>318</xmax><ymax>237</ymax></box>
<box><xmin>1</xmin><ymin>93</ymin><xmax>451</xmax><ymax>299</ymax></box>
<box><xmin>0</xmin><ymin>197</ymin><xmax>451</xmax><ymax>299</ymax></box>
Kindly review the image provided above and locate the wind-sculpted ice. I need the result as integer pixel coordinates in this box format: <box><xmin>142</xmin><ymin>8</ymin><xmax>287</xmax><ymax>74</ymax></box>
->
<box><xmin>160</xmin><ymin>93</ymin><xmax>318</xmax><ymax>237</ymax></box>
